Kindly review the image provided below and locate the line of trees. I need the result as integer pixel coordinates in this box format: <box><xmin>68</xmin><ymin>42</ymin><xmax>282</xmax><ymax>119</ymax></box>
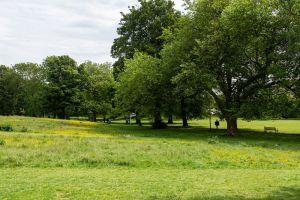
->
<box><xmin>0</xmin><ymin>57</ymin><xmax>115</xmax><ymax>121</ymax></box>
<box><xmin>1</xmin><ymin>0</ymin><xmax>299</xmax><ymax>135</ymax></box>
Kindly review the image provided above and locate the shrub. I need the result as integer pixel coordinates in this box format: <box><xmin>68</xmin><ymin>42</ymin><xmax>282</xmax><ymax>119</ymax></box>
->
<box><xmin>0</xmin><ymin>125</ymin><xmax>13</xmax><ymax>132</ymax></box>
<box><xmin>0</xmin><ymin>139</ymin><xmax>5</xmax><ymax>146</ymax></box>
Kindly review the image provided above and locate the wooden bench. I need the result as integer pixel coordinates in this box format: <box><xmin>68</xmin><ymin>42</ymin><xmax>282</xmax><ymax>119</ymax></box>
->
<box><xmin>264</xmin><ymin>127</ymin><xmax>278</xmax><ymax>133</ymax></box>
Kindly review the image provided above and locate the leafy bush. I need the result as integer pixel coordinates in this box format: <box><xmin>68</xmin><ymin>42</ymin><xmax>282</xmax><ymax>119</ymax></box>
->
<box><xmin>0</xmin><ymin>125</ymin><xmax>13</xmax><ymax>132</ymax></box>
<box><xmin>0</xmin><ymin>139</ymin><xmax>5</xmax><ymax>146</ymax></box>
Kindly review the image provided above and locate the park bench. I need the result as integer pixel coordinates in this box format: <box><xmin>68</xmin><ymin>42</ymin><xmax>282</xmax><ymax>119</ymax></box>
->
<box><xmin>264</xmin><ymin>127</ymin><xmax>278</xmax><ymax>133</ymax></box>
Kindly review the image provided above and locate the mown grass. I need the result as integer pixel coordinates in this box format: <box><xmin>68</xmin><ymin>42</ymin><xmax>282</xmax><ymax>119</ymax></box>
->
<box><xmin>0</xmin><ymin>116</ymin><xmax>299</xmax><ymax>199</ymax></box>
<box><xmin>1</xmin><ymin>169</ymin><xmax>299</xmax><ymax>199</ymax></box>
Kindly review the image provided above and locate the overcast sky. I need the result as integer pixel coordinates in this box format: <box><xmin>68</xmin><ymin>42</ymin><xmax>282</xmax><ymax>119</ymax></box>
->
<box><xmin>0</xmin><ymin>0</ymin><xmax>184</xmax><ymax>66</ymax></box>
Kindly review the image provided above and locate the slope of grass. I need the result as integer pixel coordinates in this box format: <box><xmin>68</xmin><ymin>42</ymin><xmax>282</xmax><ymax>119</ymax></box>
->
<box><xmin>1</xmin><ymin>168</ymin><xmax>299</xmax><ymax>200</ymax></box>
<box><xmin>0</xmin><ymin>116</ymin><xmax>299</xmax><ymax>199</ymax></box>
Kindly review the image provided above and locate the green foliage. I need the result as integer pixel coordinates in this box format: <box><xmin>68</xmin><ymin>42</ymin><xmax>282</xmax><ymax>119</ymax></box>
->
<box><xmin>162</xmin><ymin>0</ymin><xmax>300</xmax><ymax>134</ymax></box>
<box><xmin>240</xmin><ymin>87</ymin><xmax>300</xmax><ymax>119</ymax></box>
<box><xmin>0</xmin><ymin>65</ymin><xmax>23</xmax><ymax>115</ymax></box>
<box><xmin>1</xmin><ymin>58</ymin><xmax>116</xmax><ymax>121</ymax></box>
<box><xmin>0</xmin><ymin>0</ymin><xmax>299</xmax><ymax>135</ymax></box>
<box><xmin>0</xmin><ymin>139</ymin><xmax>5</xmax><ymax>146</ymax></box>
<box><xmin>116</xmin><ymin>52</ymin><xmax>168</xmax><ymax>127</ymax></box>
<box><xmin>0</xmin><ymin>125</ymin><xmax>13</xmax><ymax>132</ymax></box>
<box><xmin>43</xmin><ymin>55</ymin><xmax>86</xmax><ymax>119</ymax></box>
<box><xmin>80</xmin><ymin>61</ymin><xmax>115</xmax><ymax>121</ymax></box>
<box><xmin>13</xmin><ymin>63</ymin><xmax>46</xmax><ymax>117</ymax></box>
<box><xmin>0</xmin><ymin>63</ymin><xmax>45</xmax><ymax>117</ymax></box>
<box><xmin>160</xmin><ymin>15</ymin><xmax>209</xmax><ymax>125</ymax></box>
<box><xmin>111</xmin><ymin>0</ymin><xmax>180</xmax><ymax>78</ymax></box>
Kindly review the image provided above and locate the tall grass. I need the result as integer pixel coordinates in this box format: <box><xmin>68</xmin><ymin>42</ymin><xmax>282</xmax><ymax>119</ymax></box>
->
<box><xmin>0</xmin><ymin>116</ymin><xmax>299</xmax><ymax>199</ymax></box>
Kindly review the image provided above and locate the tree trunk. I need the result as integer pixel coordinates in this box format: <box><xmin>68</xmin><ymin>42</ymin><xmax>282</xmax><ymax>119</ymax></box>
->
<box><xmin>181</xmin><ymin>98</ymin><xmax>188</xmax><ymax>128</ymax></box>
<box><xmin>182</xmin><ymin>116</ymin><xmax>188</xmax><ymax>128</ymax></box>
<box><xmin>226</xmin><ymin>117</ymin><xmax>238</xmax><ymax>136</ymax></box>
<box><xmin>135</xmin><ymin>112</ymin><xmax>142</xmax><ymax>126</ymax></box>
<box><xmin>152</xmin><ymin>113</ymin><xmax>166</xmax><ymax>129</ymax></box>
<box><xmin>168</xmin><ymin>115</ymin><xmax>173</xmax><ymax>124</ymax></box>
<box><xmin>91</xmin><ymin>112</ymin><xmax>97</xmax><ymax>122</ymax></box>
<box><xmin>57</xmin><ymin>111</ymin><xmax>66</xmax><ymax>119</ymax></box>
<box><xmin>136</xmin><ymin>118</ymin><xmax>141</xmax><ymax>126</ymax></box>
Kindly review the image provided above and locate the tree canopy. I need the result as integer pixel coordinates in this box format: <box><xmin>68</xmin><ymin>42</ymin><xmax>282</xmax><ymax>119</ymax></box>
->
<box><xmin>111</xmin><ymin>0</ymin><xmax>180</xmax><ymax>78</ymax></box>
<box><xmin>80</xmin><ymin>61</ymin><xmax>115</xmax><ymax>122</ymax></box>
<box><xmin>116</xmin><ymin>52</ymin><xmax>169</xmax><ymax>128</ymax></box>
<box><xmin>160</xmin><ymin>0</ymin><xmax>300</xmax><ymax>135</ymax></box>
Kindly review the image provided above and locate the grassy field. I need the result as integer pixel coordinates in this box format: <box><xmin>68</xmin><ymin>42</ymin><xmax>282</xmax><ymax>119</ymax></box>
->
<box><xmin>0</xmin><ymin>116</ymin><xmax>299</xmax><ymax>199</ymax></box>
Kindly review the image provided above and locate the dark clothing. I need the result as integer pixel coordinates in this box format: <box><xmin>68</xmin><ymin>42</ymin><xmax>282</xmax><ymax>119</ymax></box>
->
<box><xmin>215</xmin><ymin>120</ymin><xmax>220</xmax><ymax>128</ymax></box>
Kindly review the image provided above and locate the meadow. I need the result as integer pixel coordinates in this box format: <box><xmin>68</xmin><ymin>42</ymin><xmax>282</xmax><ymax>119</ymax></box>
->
<box><xmin>0</xmin><ymin>116</ymin><xmax>299</xmax><ymax>199</ymax></box>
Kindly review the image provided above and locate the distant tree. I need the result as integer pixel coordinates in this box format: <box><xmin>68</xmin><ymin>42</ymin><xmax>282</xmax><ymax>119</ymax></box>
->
<box><xmin>111</xmin><ymin>0</ymin><xmax>180</xmax><ymax>79</ymax></box>
<box><xmin>240</xmin><ymin>87</ymin><xmax>300</xmax><ymax>119</ymax></box>
<box><xmin>0</xmin><ymin>65</ymin><xmax>8</xmax><ymax>115</ymax></box>
<box><xmin>80</xmin><ymin>61</ymin><xmax>115</xmax><ymax>122</ymax></box>
<box><xmin>0</xmin><ymin>65</ymin><xmax>23</xmax><ymax>115</ymax></box>
<box><xmin>13</xmin><ymin>63</ymin><xmax>46</xmax><ymax>117</ymax></box>
<box><xmin>164</xmin><ymin>0</ymin><xmax>300</xmax><ymax>135</ymax></box>
<box><xmin>116</xmin><ymin>53</ymin><xmax>168</xmax><ymax>128</ymax></box>
<box><xmin>43</xmin><ymin>56</ymin><xmax>85</xmax><ymax>119</ymax></box>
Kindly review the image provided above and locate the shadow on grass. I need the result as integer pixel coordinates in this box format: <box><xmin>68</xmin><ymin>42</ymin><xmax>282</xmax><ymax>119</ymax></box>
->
<box><xmin>148</xmin><ymin>186</ymin><xmax>300</xmax><ymax>200</ymax></box>
<box><xmin>88</xmin><ymin>122</ymin><xmax>300</xmax><ymax>150</ymax></box>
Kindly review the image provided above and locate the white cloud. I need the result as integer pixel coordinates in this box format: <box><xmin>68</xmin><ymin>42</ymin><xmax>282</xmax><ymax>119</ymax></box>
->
<box><xmin>0</xmin><ymin>0</ymin><xmax>184</xmax><ymax>65</ymax></box>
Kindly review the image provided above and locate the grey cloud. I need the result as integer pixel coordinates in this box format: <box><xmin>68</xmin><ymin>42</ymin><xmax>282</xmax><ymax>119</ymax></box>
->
<box><xmin>0</xmin><ymin>0</ymin><xmax>183</xmax><ymax>66</ymax></box>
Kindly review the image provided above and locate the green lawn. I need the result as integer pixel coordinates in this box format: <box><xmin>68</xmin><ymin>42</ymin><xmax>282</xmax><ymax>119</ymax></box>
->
<box><xmin>0</xmin><ymin>116</ymin><xmax>299</xmax><ymax>199</ymax></box>
<box><xmin>190</xmin><ymin>119</ymin><xmax>300</xmax><ymax>134</ymax></box>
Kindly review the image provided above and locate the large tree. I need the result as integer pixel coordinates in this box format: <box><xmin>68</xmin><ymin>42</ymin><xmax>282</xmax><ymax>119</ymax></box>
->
<box><xmin>111</xmin><ymin>0</ymin><xmax>180</xmax><ymax>79</ymax></box>
<box><xmin>43</xmin><ymin>56</ymin><xmax>85</xmax><ymax>119</ymax></box>
<box><xmin>116</xmin><ymin>52</ymin><xmax>168</xmax><ymax>128</ymax></box>
<box><xmin>80</xmin><ymin>61</ymin><xmax>115</xmax><ymax>122</ymax></box>
<box><xmin>13</xmin><ymin>63</ymin><xmax>46</xmax><ymax>117</ymax></box>
<box><xmin>161</xmin><ymin>15</ymin><xmax>207</xmax><ymax>127</ymax></box>
<box><xmin>165</xmin><ymin>0</ymin><xmax>300</xmax><ymax>135</ymax></box>
<box><xmin>0</xmin><ymin>65</ymin><xmax>23</xmax><ymax>115</ymax></box>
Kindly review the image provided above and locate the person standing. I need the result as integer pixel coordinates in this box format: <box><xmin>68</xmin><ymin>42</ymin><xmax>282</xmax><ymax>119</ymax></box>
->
<box><xmin>215</xmin><ymin>120</ymin><xmax>220</xmax><ymax>129</ymax></box>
